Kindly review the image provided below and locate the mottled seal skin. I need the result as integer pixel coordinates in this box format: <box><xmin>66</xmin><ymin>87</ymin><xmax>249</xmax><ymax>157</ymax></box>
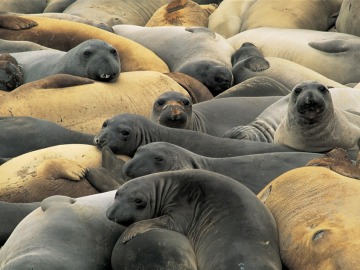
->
<box><xmin>150</xmin><ymin>91</ymin><xmax>282</xmax><ymax>136</ymax></box>
<box><xmin>274</xmin><ymin>81</ymin><xmax>360</xmax><ymax>152</ymax></box>
<box><xmin>0</xmin><ymin>53</ymin><xmax>23</xmax><ymax>91</ymax></box>
<box><xmin>0</xmin><ymin>116</ymin><xmax>94</xmax><ymax>158</ymax></box>
<box><xmin>122</xmin><ymin>142</ymin><xmax>321</xmax><ymax>194</ymax></box>
<box><xmin>113</xmin><ymin>25</ymin><xmax>234</xmax><ymax>95</ymax></box>
<box><xmin>11</xmin><ymin>39</ymin><xmax>121</xmax><ymax>83</ymax></box>
<box><xmin>257</xmin><ymin>166</ymin><xmax>360</xmax><ymax>270</ymax></box>
<box><xmin>0</xmin><ymin>192</ymin><xmax>125</xmax><ymax>269</ymax></box>
<box><xmin>107</xmin><ymin>169</ymin><xmax>282</xmax><ymax>270</ymax></box>
<box><xmin>111</xmin><ymin>229</ymin><xmax>197</xmax><ymax>270</ymax></box>
<box><xmin>0</xmin><ymin>201</ymin><xmax>40</xmax><ymax>246</ymax></box>
<box><xmin>93</xmin><ymin>113</ymin><xmax>295</xmax><ymax>158</ymax></box>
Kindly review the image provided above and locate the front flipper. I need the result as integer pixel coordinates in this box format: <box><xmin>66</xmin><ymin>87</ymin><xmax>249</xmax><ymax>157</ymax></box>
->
<box><xmin>36</xmin><ymin>158</ymin><xmax>86</xmax><ymax>181</ymax></box>
<box><xmin>0</xmin><ymin>14</ymin><xmax>38</xmax><ymax>30</ymax></box>
<box><xmin>101</xmin><ymin>146</ymin><xmax>127</xmax><ymax>181</ymax></box>
<box><xmin>121</xmin><ymin>216</ymin><xmax>171</xmax><ymax>244</ymax></box>
<box><xmin>32</xmin><ymin>74</ymin><xmax>94</xmax><ymax>89</ymax></box>
<box><xmin>241</xmin><ymin>56</ymin><xmax>270</xmax><ymax>72</ymax></box>
<box><xmin>86</xmin><ymin>167</ymin><xmax>122</xmax><ymax>192</ymax></box>
<box><xmin>308</xmin><ymin>39</ymin><xmax>350</xmax><ymax>54</ymax></box>
<box><xmin>222</xmin><ymin>125</ymin><xmax>273</xmax><ymax>142</ymax></box>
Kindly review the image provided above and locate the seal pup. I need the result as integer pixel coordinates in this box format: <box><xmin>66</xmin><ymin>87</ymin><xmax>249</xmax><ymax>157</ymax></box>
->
<box><xmin>150</xmin><ymin>91</ymin><xmax>281</xmax><ymax>136</ymax></box>
<box><xmin>122</xmin><ymin>142</ymin><xmax>321</xmax><ymax>194</ymax></box>
<box><xmin>11</xmin><ymin>39</ymin><xmax>121</xmax><ymax>83</ymax></box>
<box><xmin>93</xmin><ymin>113</ymin><xmax>296</xmax><ymax>158</ymax></box>
<box><xmin>107</xmin><ymin>169</ymin><xmax>282</xmax><ymax>270</ymax></box>
<box><xmin>274</xmin><ymin>81</ymin><xmax>360</xmax><ymax>152</ymax></box>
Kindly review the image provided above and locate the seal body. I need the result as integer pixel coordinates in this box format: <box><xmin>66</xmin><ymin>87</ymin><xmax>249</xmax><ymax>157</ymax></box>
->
<box><xmin>94</xmin><ymin>113</ymin><xmax>295</xmax><ymax>158</ymax></box>
<box><xmin>228</xmin><ymin>27</ymin><xmax>360</xmax><ymax>84</ymax></box>
<box><xmin>113</xmin><ymin>25</ymin><xmax>234</xmax><ymax>95</ymax></box>
<box><xmin>150</xmin><ymin>91</ymin><xmax>281</xmax><ymax>136</ymax></box>
<box><xmin>11</xmin><ymin>39</ymin><xmax>121</xmax><ymax>83</ymax></box>
<box><xmin>257</xmin><ymin>166</ymin><xmax>360</xmax><ymax>269</ymax></box>
<box><xmin>123</xmin><ymin>142</ymin><xmax>321</xmax><ymax>194</ymax></box>
<box><xmin>274</xmin><ymin>81</ymin><xmax>360</xmax><ymax>152</ymax></box>
<box><xmin>107</xmin><ymin>170</ymin><xmax>282</xmax><ymax>270</ymax></box>
<box><xmin>336</xmin><ymin>0</ymin><xmax>360</xmax><ymax>37</ymax></box>
<box><xmin>0</xmin><ymin>192</ymin><xmax>125</xmax><ymax>269</ymax></box>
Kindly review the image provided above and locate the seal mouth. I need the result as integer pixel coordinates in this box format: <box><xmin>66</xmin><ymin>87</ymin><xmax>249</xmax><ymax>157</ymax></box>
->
<box><xmin>96</xmin><ymin>73</ymin><xmax>117</xmax><ymax>82</ymax></box>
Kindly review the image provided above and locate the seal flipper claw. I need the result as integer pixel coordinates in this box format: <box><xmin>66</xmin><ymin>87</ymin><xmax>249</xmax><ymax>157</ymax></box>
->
<box><xmin>36</xmin><ymin>158</ymin><xmax>86</xmax><ymax>181</ymax></box>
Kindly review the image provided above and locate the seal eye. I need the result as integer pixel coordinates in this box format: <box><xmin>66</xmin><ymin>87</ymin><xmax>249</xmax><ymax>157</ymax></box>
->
<box><xmin>83</xmin><ymin>50</ymin><xmax>93</xmax><ymax>58</ymax></box>
<box><xmin>134</xmin><ymin>198</ymin><xmax>147</xmax><ymax>209</ymax></box>
<box><xmin>183</xmin><ymin>99</ymin><xmax>190</xmax><ymax>106</ymax></box>
<box><xmin>154</xmin><ymin>156</ymin><xmax>163</xmax><ymax>162</ymax></box>
<box><xmin>157</xmin><ymin>99</ymin><xmax>165</xmax><ymax>106</ymax></box>
<box><xmin>121</xmin><ymin>130</ymin><xmax>130</xmax><ymax>136</ymax></box>
<box><xmin>318</xmin><ymin>85</ymin><xmax>328</xmax><ymax>94</ymax></box>
<box><xmin>294</xmin><ymin>87</ymin><xmax>302</xmax><ymax>96</ymax></box>
<box><xmin>102</xmin><ymin>121</ymin><xmax>108</xmax><ymax>128</ymax></box>
<box><xmin>110</xmin><ymin>49</ymin><xmax>117</xmax><ymax>55</ymax></box>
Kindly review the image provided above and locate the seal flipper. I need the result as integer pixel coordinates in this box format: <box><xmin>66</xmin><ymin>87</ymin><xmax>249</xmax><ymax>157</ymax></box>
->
<box><xmin>36</xmin><ymin>158</ymin><xmax>86</xmax><ymax>181</ymax></box>
<box><xmin>121</xmin><ymin>216</ymin><xmax>170</xmax><ymax>243</ymax></box>
<box><xmin>241</xmin><ymin>56</ymin><xmax>270</xmax><ymax>72</ymax></box>
<box><xmin>185</xmin><ymin>27</ymin><xmax>216</xmax><ymax>39</ymax></box>
<box><xmin>308</xmin><ymin>39</ymin><xmax>350</xmax><ymax>54</ymax></box>
<box><xmin>86</xmin><ymin>146</ymin><xmax>127</xmax><ymax>192</ymax></box>
<box><xmin>0</xmin><ymin>14</ymin><xmax>38</xmax><ymax>30</ymax></box>
<box><xmin>33</xmin><ymin>74</ymin><xmax>94</xmax><ymax>89</ymax></box>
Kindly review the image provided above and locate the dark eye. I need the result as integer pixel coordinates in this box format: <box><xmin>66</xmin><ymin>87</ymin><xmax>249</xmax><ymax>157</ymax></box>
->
<box><xmin>121</xmin><ymin>130</ymin><xmax>129</xmax><ymax>136</ymax></box>
<box><xmin>110</xmin><ymin>49</ymin><xmax>117</xmax><ymax>55</ymax></box>
<box><xmin>154</xmin><ymin>156</ymin><xmax>163</xmax><ymax>162</ymax></box>
<box><xmin>318</xmin><ymin>85</ymin><xmax>327</xmax><ymax>94</ymax></box>
<box><xmin>83</xmin><ymin>50</ymin><xmax>92</xmax><ymax>58</ymax></box>
<box><xmin>157</xmin><ymin>99</ymin><xmax>165</xmax><ymax>106</ymax></box>
<box><xmin>134</xmin><ymin>198</ymin><xmax>147</xmax><ymax>209</ymax></box>
<box><xmin>183</xmin><ymin>99</ymin><xmax>190</xmax><ymax>106</ymax></box>
<box><xmin>102</xmin><ymin>121</ymin><xmax>108</xmax><ymax>128</ymax></box>
<box><xmin>214</xmin><ymin>77</ymin><xmax>223</xmax><ymax>83</ymax></box>
<box><xmin>294</xmin><ymin>87</ymin><xmax>302</xmax><ymax>95</ymax></box>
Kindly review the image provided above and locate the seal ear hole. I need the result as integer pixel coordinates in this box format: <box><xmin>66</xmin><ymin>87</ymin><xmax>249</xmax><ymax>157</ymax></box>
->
<box><xmin>312</xmin><ymin>230</ymin><xmax>326</xmax><ymax>241</ymax></box>
<box><xmin>183</xmin><ymin>99</ymin><xmax>191</xmax><ymax>106</ymax></box>
<box><xmin>294</xmin><ymin>87</ymin><xmax>302</xmax><ymax>96</ymax></box>
<box><xmin>134</xmin><ymin>198</ymin><xmax>147</xmax><ymax>209</ymax></box>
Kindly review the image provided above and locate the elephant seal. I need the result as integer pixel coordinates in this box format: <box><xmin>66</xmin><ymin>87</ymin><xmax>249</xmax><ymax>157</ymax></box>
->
<box><xmin>150</xmin><ymin>91</ymin><xmax>282</xmax><ymax>136</ymax></box>
<box><xmin>62</xmin><ymin>0</ymin><xmax>167</xmax><ymax>26</ymax></box>
<box><xmin>257</xmin><ymin>166</ymin><xmax>360</xmax><ymax>269</ymax></box>
<box><xmin>336</xmin><ymin>0</ymin><xmax>360</xmax><ymax>37</ymax></box>
<box><xmin>11</xmin><ymin>39</ymin><xmax>121</xmax><ymax>83</ymax></box>
<box><xmin>112</xmin><ymin>229</ymin><xmax>197</xmax><ymax>270</ymax></box>
<box><xmin>43</xmin><ymin>0</ymin><xmax>76</xmax><ymax>12</ymax></box>
<box><xmin>0</xmin><ymin>116</ymin><xmax>94</xmax><ymax>158</ymax></box>
<box><xmin>0</xmin><ymin>39</ymin><xmax>49</xmax><ymax>53</ymax></box>
<box><xmin>0</xmin><ymin>15</ymin><xmax>169</xmax><ymax>73</ymax></box>
<box><xmin>0</xmin><ymin>144</ymin><xmax>128</xmax><ymax>203</ymax></box>
<box><xmin>146</xmin><ymin>0</ymin><xmax>215</xmax><ymax>27</ymax></box>
<box><xmin>0</xmin><ymin>192</ymin><xmax>125</xmax><ymax>269</ymax></box>
<box><xmin>0</xmin><ymin>72</ymin><xmax>188</xmax><ymax>134</ymax></box>
<box><xmin>0</xmin><ymin>201</ymin><xmax>40</xmax><ymax>246</ymax></box>
<box><xmin>227</xmin><ymin>27</ymin><xmax>360</xmax><ymax>84</ymax></box>
<box><xmin>274</xmin><ymin>81</ymin><xmax>360</xmax><ymax>152</ymax></box>
<box><xmin>107</xmin><ymin>169</ymin><xmax>282</xmax><ymax>269</ymax></box>
<box><xmin>208</xmin><ymin>0</ymin><xmax>255</xmax><ymax>38</ymax></box>
<box><xmin>232</xmin><ymin>42</ymin><xmax>347</xmax><ymax>90</ymax></box>
<box><xmin>223</xmin><ymin>82</ymin><xmax>360</xmax><ymax>147</ymax></box>
<box><xmin>122</xmin><ymin>142</ymin><xmax>321</xmax><ymax>194</ymax></box>
<box><xmin>215</xmin><ymin>76</ymin><xmax>290</xmax><ymax>98</ymax></box>
<box><xmin>94</xmin><ymin>113</ymin><xmax>295</xmax><ymax>158</ymax></box>
<box><xmin>113</xmin><ymin>25</ymin><xmax>234</xmax><ymax>95</ymax></box>
<box><xmin>239</xmin><ymin>0</ymin><xmax>342</xmax><ymax>32</ymax></box>
<box><xmin>0</xmin><ymin>53</ymin><xmax>23</xmax><ymax>91</ymax></box>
